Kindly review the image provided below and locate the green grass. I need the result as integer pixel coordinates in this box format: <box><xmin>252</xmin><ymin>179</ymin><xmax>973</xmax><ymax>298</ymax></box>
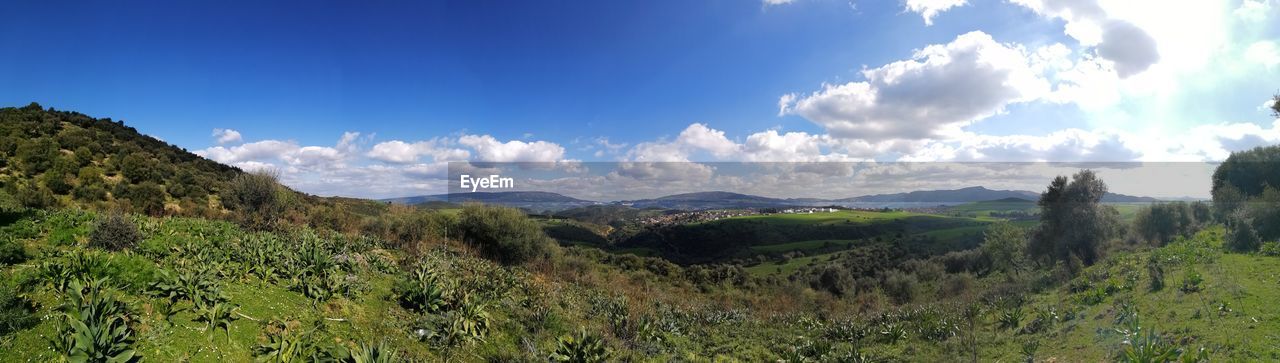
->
<box><xmin>725</xmin><ymin>209</ymin><xmax>929</xmax><ymax>225</ymax></box>
<box><xmin>749</xmin><ymin>239</ymin><xmax>862</xmax><ymax>254</ymax></box>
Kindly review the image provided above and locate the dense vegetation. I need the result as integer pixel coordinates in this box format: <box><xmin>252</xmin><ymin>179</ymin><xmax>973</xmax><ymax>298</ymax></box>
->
<box><xmin>3</xmin><ymin>103</ymin><xmax>1280</xmax><ymax>361</ymax></box>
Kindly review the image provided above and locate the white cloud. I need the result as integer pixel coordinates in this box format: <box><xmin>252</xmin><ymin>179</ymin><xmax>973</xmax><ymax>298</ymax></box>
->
<box><xmin>457</xmin><ymin>135</ymin><xmax>566</xmax><ymax>162</ymax></box>
<box><xmin>1245</xmin><ymin>41</ymin><xmax>1280</xmax><ymax>69</ymax></box>
<box><xmin>899</xmin><ymin>128</ymin><xmax>1143</xmax><ymax>162</ymax></box>
<box><xmin>211</xmin><ymin>128</ymin><xmax>242</xmax><ymax>145</ymax></box>
<box><xmin>762</xmin><ymin>0</ymin><xmax>796</xmax><ymax>6</ymax></box>
<box><xmin>1235</xmin><ymin>0</ymin><xmax>1273</xmax><ymax>22</ymax></box>
<box><xmin>366</xmin><ymin>139</ymin><xmax>469</xmax><ymax>164</ymax></box>
<box><xmin>1009</xmin><ymin>0</ymin><xmax>1161</xmax><ymax>78</ymax></box>
<box><xmin>903</xmin><ymin>0</ymin><xmax>967</xmax><ymax>25</ymax></box>
<box><xmin>782</xmin><ymin>31</ymin><xmax>1050</xmax><ymax>142</ymax></box>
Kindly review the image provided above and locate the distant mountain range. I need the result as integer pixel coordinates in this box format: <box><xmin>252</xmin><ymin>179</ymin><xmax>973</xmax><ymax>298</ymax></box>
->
<box><xmin>840</xmin><ymin>186</ymin><xmax>1159</xmax><ymax>204</ymax></box>
<box><xmin>383</xmin><ymin>186</ymin><xmax>1166</xmax><ymax>211</ymax></box>
<box><xmin>382</xmin><ymin>191</ymin><xmax>597</xmax><ymax>212</ymax></box>
<box><xmin>620</xmin><ymin>191</ymin><xmax>796</xmax><ymax>210</ymax></box>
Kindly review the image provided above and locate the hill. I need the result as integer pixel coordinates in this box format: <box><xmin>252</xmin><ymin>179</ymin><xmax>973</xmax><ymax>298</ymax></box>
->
<box><xmin>0</xmin><ymin>103</ymin><xmax>242</xmax><ymax>216</ymax></box>
<box><xmin>383</xmin><ymin>191</ymin><xmax>595</xmax><ymax>212</ymax></box>
<box><xmin>840</xmin><ymin>186</ymin><xmax>1158</xmax><ymax>205</ymax></box>
<box><xmin>621</xmin><ymin>191</ymin><xmax>799</xmax><ymax>210</ymax></box>
<box><xmin>551</xmin><ymin>204</ymin><xmax>663</xmax><ymax>225</ymax></box>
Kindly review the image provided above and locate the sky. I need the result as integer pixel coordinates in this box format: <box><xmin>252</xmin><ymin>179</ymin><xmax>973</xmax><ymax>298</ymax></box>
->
<box><xmin>1</xmin><ymin>0</ymin><xmax>1278</xmax><ymax>199</ymax></box>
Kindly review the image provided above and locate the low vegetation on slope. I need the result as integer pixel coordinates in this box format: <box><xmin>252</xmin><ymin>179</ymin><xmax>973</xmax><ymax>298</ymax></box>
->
<box><xmin>4</xmin><ymin>103</ymin><xmax>1280</xmax><ymax>361</ymax></box>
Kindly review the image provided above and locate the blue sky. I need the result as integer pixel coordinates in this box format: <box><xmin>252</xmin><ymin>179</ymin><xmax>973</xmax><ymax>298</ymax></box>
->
<box><xmin>2</xmin><ymin>0</ymin><xmax>1278</xmax><ymax>198</ymax></box>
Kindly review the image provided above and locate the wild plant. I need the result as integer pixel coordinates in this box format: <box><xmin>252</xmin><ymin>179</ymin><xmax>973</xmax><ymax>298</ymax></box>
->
<box><xmin>1116</xmin><ymin>318</ymin><xmax>1178</xmax><ymax>362</ymax></box>
<box><xmin>549</xmin><ymin>329</ymin><xmax>611</xmax><ymax>363</ymax></box>
<box><xmin>394</xmin><ymin>265</ymin><xmax>449</xmax><ymax>313</ymax></box>
<box><xmin>877</xmin><ymin>322</ymin><xmax>908</xmax><ymax>344</ymax></box>
<box><xmin>347</xmin><ymin>340</ymin><xmax>401</xmax><ymax>363</ymax></box>
<box><xmin>51</xmin><ymin>278</ymin><xmax>138</xmax><ymax>362</ymax></box>
<box><xmin>1020</xmin><ymin>339</ymin><xmax>1040</xmax><ymax>363</ymax></box>
<box><xmin>194</xmin><ymin>301</ymin><xmax>239</xmax><ymax>341</ymax></box>
<box><xmin>997</xmin><ymin>306</ymin><xmax>1025</xmax><ymax>331</ymax></box>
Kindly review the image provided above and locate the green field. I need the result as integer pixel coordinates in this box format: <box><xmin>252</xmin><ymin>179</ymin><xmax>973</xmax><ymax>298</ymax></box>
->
<box><xmin>725</xmin><ymin>209</ymin><xmax>931</xmax><ymax>225</ymax></box>
<box><xmin>749</xmin><ymin>239</ymin><xmax>862</xmax><ymax>254</ymax></box>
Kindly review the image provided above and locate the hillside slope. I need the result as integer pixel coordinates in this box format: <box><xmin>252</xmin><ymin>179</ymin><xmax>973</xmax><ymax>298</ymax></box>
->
<box><xmin>0</xmin><ymin>103</ymin><xmax>240</xmax><ymax>215</ymax></box>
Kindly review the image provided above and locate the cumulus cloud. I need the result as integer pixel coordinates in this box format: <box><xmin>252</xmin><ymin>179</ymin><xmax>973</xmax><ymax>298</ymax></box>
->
<box><xmin>458</xmin><ymin>135</ymin><xmax>565</xmax><ymax>162</ymax></box>
<box><xmin>367</xmin><ymin>139</ymin><xmax>469</xmax><ymax>164</ymax></box>
<box><xmin>781</xmin><ymin>31</ymin><xmax>1050</xmax><ymax>142</ymax></box>
<box><xmin>1245</xmin><ymin>41</ymin><xmax>1280</xmax><ymax>69</ymax></box>
<box><xmin>1235</xmin><ymin>0</ymin><xmax>1273</xmax><ymax>22</ymax></box>
<box><xmin>1009</xmin><ymin>0</ymin><xmax>1160</xmax><ymax>78</ymax></box>
<box><xmin>762</xmin><ymin>0</ymin><xmax>796</xmax><ymax>5</ymax></box>
<box><xmin>898</xmin><ymin>128</ymin><xmax>1143</xmax><ymax>162</ymax></box>
<box><xmin>903</xmin><ymin>0</ymin><xmax>967</xmax><ymax>25</ymax></box>
<box><xmin>211</xmin><ymin>128</ymin><xmax>242</xmax><ymax>145</ymax></box>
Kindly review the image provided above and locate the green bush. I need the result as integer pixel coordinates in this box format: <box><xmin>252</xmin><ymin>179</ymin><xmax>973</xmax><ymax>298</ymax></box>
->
<box><xmin>0</xmin><ymin>239</ymin><xmax>27</xmax><ymax>265</ymax></box>
<box><xmin>1260</xmin><ymin>241</ymin><xmax>1280</xmax><ymax>256</ymax></box>
<box><xmin>223</xmin><ymin>171</ymin><xmax>284</xmax><ymax>230</ymax></box>
<box><xmin>457</xmin><ymin>204</ymin><xmax>554</xmax><ymax>265</ymax></box>
<box><xmin>89</xmin><ymin>213</ymin><xmax>142</xmax><ymax>251</ymax></box>
<box><xmin>0</xmin><ymin>280</ymin><xmax>37</xmax><ymax>336</ymax></box>
<box><xmin>881</xmin><ymin>270</ymin><xmax>918</xmax><ymax>305</ymax></box>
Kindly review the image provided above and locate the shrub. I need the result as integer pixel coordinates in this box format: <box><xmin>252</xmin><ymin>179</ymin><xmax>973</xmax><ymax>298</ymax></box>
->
<box><xmin>0</xmin><ymin>239</ymin><xmax>27</xmax><ymax>265</ymax></box>
<box><xmin>89</xmin><ymin>213</ymin><xmax>142</xmax><ymax>251</ymax></box>
<box><xmin>1260</xmin><ymin>241</ymin><xmax>1280</xmax><ymax>256</ymax></box>
<box><xmin>1226</xmin><ymin>219</ymin><xmax>1261</xmax><ymax>252</ymax></box>
<box><xmin>881</xmin><ymin>270</ymin><xmax>918</xmax><ymax>305</ymax></box>
<box><xmin>1179</xmin><ymin>269</ymin><xmax>1202</xmax><ymax>293</ymax></box>
<box><xmin>0</xmin><ymin>281</ymin><xmax>37</xmax><ymax>336</ymax></box>
<box><xmin>814</xmin><ymin>265</ymin><xmax>855</xmax><ymax>297</ymax></box>
<box><xmin>223</xmin><ymin>171</ymin><xmax>284</xmax><ymax>230</ymax></box>
<box><xmin>122</xmin><ymin>182</ymin><xmax>167</xmax><ymax>216</ymax></box>
<box><xmin>938</xmin><ymin>273</ymin><xmax>976</xmax><ymax>299</ymax></box>
<box><xmin>457</xmin><ymin>204</ymin><xmax>554</xmax><ymax>265</ymax></box>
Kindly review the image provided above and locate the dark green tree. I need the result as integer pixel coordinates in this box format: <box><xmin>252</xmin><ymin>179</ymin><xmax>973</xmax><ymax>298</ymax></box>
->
<box><xmin>1028</xmin><ymin>170</ymin><xmax>1122</xmax><ymax>270</ymax></box>
<box><xmin>15</xmin><ymin>138</ymin><xmax>59</xmax><ymax>175</ymax></box>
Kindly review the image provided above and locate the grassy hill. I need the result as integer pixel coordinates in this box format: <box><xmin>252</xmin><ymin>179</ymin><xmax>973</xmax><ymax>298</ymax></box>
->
<box><xmin>618</xmin><ymin>209</ymin><xmax>992</xmax><ymax>264</ymax></box>
<box><xmin>3</xmin><ymin>105</ymin><xmax>1279</xmax><ymax>361</ymax></box>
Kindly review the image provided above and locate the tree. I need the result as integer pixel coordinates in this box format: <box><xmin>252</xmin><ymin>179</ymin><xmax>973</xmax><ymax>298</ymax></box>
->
<box><xmin>1131</xmin><ymin>202</ymin><xmax>1202</xmax><ymax>246</ymax></box>
<box><xmin>1028</xmin><ymin>170</ymin><xmax>1122</xmax><ymax>271</ymax></box>
<box><xmin>982</xmin><ymin>222</ymin><xmax>1028</xmax><ymax>275</ymax></box>
<box><xmin>15</xmin><ymin>138</ymin><xmax>59</xmax><ymax>175</ymax></box>
<box><xmin>119</xmin><ymin>153</ymin><xmax>157</xmax><ymax>183</ymax></box>
<box><xmin>457</xmin><ymin>204</ymin><xmax>554</xmax><ymax>265</ymax></box>
<box><xmin>815</xmin><ymin>265</ymin><xmax>855</xmax><ymax>297</ymax></box>
<box><xmin>223</xmin><ymin>171</ymin><xmax>284</xmax><ymax>230</ymax></box>
<box><xmin>124</xmin><ymin>182</ymin><xmax>167</xmax><ymax>216</ymax></box>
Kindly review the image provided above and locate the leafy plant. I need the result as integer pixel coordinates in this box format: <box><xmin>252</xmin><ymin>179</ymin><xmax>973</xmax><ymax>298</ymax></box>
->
<box><xmin>347</xmin><ymin>340</ymin><xmax>401</xmax><ymax>363</ymax></box>
<box><xmin>394</xmin><ymin>265</ymin><xmax>448</xmax><ymax>313</ymax></box>
<box><xmin>1021</xmin><ymin>339</ymin><xmax>1040</xmax><ymax>363</ymax></box>
<box><xmin>878</xmin><ymin>322</ymin><xmax>908</xmax><ymax>344</ymax></box>
<box><xmin>51</xmin><ymin>278</ymin><xmax>138</xmax><ymax>363</ymax></box>
<box><xmin>1179</xmin><ymin>269</ymin><xmax>1202</xmax><ymax>293</ymax></box>
<box><xmin>549</xmin><ymin>329</ymin><xmax>611</xmax><ymax>363</ymax></box>
<box><xmin>0</xmin><ymin>280</ymin><xmax>37</xmax><ymax>336</ymax></box>
<box><xmin>997</xmin><ymin>306</ymin><xmax>1025</xmax><ymax>331</ymax></box>
<box><xmin>194</xmin><ymin>302</ymin><xmax>239</xmax><ymax>341</ymax></box>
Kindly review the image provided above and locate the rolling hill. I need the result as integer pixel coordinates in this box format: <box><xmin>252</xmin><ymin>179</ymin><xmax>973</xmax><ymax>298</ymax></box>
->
<box><xmin>619</xmin><ymin>191</ymin><xmax>799</xmax><ymax>210</ymax></box>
